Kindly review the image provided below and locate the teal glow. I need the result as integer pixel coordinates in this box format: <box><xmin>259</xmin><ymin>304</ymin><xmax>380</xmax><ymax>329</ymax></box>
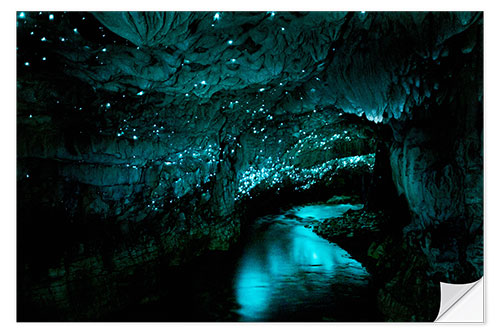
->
<box><xmin>291</xmin><ymin>203</ymin><xmax>363</xmax><ymax>220</ymax></box>
<box><xmin>235</xmin><ymin>257</ymin><xmax>271</xmax><ymax>320</ymax></box>
<box><xmin>235</xmin><ymin>204</ymin><xmax>370</xmax><ymax>321</ymax></box>
<box><xmin>236</xmin><ymin>154</ymin><xmax>375</xmax><ymax>199</ymax></box>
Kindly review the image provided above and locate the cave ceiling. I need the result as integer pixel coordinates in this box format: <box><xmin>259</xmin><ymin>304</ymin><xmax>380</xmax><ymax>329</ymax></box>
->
<box><xmin>18</xmin><ymin>11</ymin><xmax>481</xmax><ymax>123</ymax></box>
<box><xmin>16</xmin><ymin>11</ymin><xmax>483</xmax><ymax>202</ymax></box>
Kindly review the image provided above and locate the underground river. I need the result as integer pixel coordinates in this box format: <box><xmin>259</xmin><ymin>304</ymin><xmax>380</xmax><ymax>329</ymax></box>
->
<box><xmin>104</xmin><ymin>203</ymin><xmax>382</xmax><ymax>322</ymax></box>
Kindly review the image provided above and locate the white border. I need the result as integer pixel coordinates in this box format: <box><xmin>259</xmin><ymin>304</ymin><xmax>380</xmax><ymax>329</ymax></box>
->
<box><xmin>2</xmin><ymin>1</ymin><xmax>498</xmax><ymax>332</ymax></box>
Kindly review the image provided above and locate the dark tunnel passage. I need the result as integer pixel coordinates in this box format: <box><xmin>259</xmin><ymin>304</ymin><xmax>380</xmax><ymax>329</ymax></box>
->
<box><xmin>16</xmin><ymin>11</ymin><xmax>483</xmax><ymax>322</ymax></box>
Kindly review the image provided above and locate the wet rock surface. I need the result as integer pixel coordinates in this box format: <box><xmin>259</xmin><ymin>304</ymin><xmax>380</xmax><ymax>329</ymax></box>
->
<box><xmin>311</xmin><ymin>204</ymin><xmax>440</xmax><ymax>321</ymax></box>
<box><xmin>314</xmin><ymin>208</ymin><xmax>384</xmax><ymax>239</ymax></box>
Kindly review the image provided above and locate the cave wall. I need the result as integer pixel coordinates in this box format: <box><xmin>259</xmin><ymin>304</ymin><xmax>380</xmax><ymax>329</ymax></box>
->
<box><xmin>18</xmin><ymin>96</ymin><xmax>374</xmax><ymax>320</ymax></box>
<box><xmin>17</xmin><ymin>11</ymin><xmax>482</xmax><ymax>321</ymax></box>
<box><xmin>388</xmin><ymin>71</ymin><xmax>483</xmax><ymax>283</ymax></box>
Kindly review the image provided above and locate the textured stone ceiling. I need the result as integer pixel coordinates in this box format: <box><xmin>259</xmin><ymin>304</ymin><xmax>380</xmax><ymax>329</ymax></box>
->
<box><xmin>18</xmin><ymin>11</ymin><xmax>481</xmax><ymax>122</ymax></box>
<box><xmin>16</xmin><ymin>10</ymin><xmax>483</xmax><ymax>217</ymax></box>
<box><xmin>88</xmin><ymin>12</ymin><xmax>481</xmax><ymax>119</ymax></box>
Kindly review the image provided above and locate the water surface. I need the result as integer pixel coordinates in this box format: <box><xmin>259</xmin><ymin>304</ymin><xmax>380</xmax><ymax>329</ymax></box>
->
<box><xmin>103</xmin><ymin>203</ymin><xmax>380</xmax><ymax>321</ymax></box>
<box><xmin>234</xmin><ymin>203</ymin><xmax>373</xmax><ymax>321</ymax></box>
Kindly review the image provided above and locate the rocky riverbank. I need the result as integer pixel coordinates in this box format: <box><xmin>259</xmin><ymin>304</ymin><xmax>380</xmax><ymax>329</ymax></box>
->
<box><xmin>310</xmin><ymin>202</ymin><xmax>440</xmax><ymax>321</ymax></box>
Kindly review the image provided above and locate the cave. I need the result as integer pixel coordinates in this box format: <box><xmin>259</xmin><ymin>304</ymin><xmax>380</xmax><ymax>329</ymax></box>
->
<box><xmin>16</xmin><ymin>11</ymin><xmax>483</xmax><ymax>322</ymax></box>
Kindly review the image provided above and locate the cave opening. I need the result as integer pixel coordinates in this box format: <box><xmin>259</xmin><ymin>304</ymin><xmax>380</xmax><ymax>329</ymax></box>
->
<box><xmin>17</xmin><ymin>11</ymin><xmax>483</xmax><ymax>322</ymax></box>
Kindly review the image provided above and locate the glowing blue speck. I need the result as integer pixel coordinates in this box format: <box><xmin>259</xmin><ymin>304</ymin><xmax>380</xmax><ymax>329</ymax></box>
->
<box><xmin>73</xmin><ymin>28</ymin><xmax>78</xmax><ymax>33</ymax></box>
<box><xmin>137</xmin><ymin>91</ymin><xmax>144</xmax><ymax>96</ymax></box>
<box><xmin>19</xmin><ymin>12</ymin><xmax>25</xmax><ymax>19</ymax></box>
<box><xmin>42</xmin><ymin>57</ymin><xmax>46</xmax><ymax>61</ymax></box>
<box><xmin>201</xmin><ymin>80</ymin><xmax>207</xmax><ymax>85</ymax></box>
<box><xmin>102</xmin><ymin>48</ymin><xmax>107</xmax><ymax>52</ymax></box>
<box><xmin>133</xmin><ymin>135</ymin><xmax>138</xmax><ymax>140</ymax></box>
<box><xmin>41</xmin><ymin>37</ymin><xmax>46</xmax><ymax>42</ymax></box>
<box><xmin>228</xmin><ymin>40</ymin><xmax>233</xmax><ymax>45</ymax></box>
<box><xmin>49</xmin><ymin>14</ymin><xmax>54</xmax><ymax>20</ymax></box>
<box><xmin>230</xmin><ymin>58</ymin><xmax>236</xmax><ymax>63</ymax></box>
<box><xmin>24</xmin><ymin>62</ymin><xmax>29</xmax><ymax>66</ymax></box>
<box><xmin>259</xmin><ymin>88</ymin><xmax>265</xmax><ymax>92</ymax></box>
<box><xmin>213</xmin><ymin>12</ymin><xmax>220</xmax><ymax>21</ymax></box>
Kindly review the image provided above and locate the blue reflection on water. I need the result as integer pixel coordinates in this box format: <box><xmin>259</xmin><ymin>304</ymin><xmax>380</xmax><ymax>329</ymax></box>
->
<box><xmin>291</xmin><ymin>203</ymin><xmax>363</xmax><ymax>220</ymax></box>
<box><xmin>234</xmin><ymin>203</ymin><xmax>369</xmax><ymax>321</ymax></box>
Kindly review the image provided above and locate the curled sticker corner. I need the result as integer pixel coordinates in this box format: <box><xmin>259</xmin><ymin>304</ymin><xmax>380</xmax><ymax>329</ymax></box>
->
<box><xmin>435</xmin><ymin>277</ymin><xmax>484</xmax><ymax>322</ymax></box>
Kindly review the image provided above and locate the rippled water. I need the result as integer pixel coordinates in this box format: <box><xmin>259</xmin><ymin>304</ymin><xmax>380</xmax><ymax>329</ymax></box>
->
<box><xmin>105</xmin><ymin>203</ymin><xmax>380</xmax><ymax>322</ymax></box>
<box><xmin>234</xmin><ymin>203</ymin><xmax>373</xmax><ymax>321</ymax></box>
